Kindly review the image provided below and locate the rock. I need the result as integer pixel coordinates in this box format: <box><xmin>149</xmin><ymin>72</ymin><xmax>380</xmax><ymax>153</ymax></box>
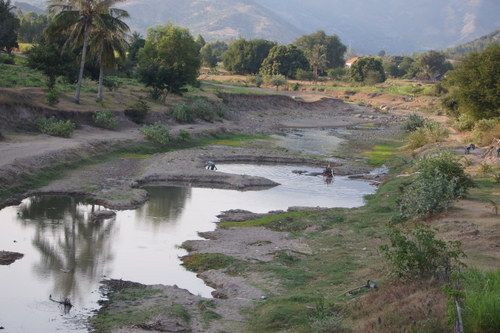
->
<box><xmin>137</xmin><ymin>317</ymin><xmax>190</xmax><ymax>333</ymax></box>
<box><xmin>90</xmin><ymin>210</ymin><xmax>116</xmax><ymax>222</ymax></box>
<box><xmin>0</xmin><ymin>251</ymin><xmax>24</xmax><ymax>265</ymax></box>
<box><xmin>217</xmin><ymin>209</ymin><xmax>261</xmax><ymax>222</ymax></box>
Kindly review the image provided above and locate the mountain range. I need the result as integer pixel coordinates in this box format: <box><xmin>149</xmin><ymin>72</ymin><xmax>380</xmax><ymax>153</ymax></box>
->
<box><xmin>14</xmin><ymin>0</ymin><xmax>500</xmax><ymax>54</ymax></box>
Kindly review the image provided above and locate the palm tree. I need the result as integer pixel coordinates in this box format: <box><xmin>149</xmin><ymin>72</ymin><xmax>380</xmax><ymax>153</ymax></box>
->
<box><xmin>48</xmin><ymin>0</ymin><xmax>128</xmax><ymax>104</ymax></box>
<box><xmin>89</xmin><ymin>8</ymin><xmax>129</xmax><ymax>101</ymax></box>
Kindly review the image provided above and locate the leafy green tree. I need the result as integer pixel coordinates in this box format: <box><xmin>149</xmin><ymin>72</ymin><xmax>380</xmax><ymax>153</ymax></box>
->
<box><xmin>294</xmin><ymin>30</ymin><xmax>346</xmax><ymax>70</ymax></box>
<box><xmin>49</xmin><ymin>0</ymin><xmax>127</xmax><ymax>104</ymax></box>
<box><xmin>195</xmin><ymin>34</ymin><xmax>205</xmax><ymax>51</ymax></box>
<box><xmin>266</xmin><ymin>74</ymin><xmax>287</xmax><ymax>91</ymax></box>
<box><xmin>399</xmin><ymin>56</ymin><xmax>418</xmax><ymax>78</ymax></box>
<box><xmin>308</xmin><ymin>44</ymin><xmax>327</xmax><ymax>80</ymax></box>
<box><xmin>349</xmin><ymin>57</ymin><xmax>386</xmax><ymax>83</ymax></box>
<box><xmin>443</xmin><ymin>44</ymin><xmax>500</xmax><ymax>120</ymax></box>
<box><xmin>127</xmin><ymin>31</ymin><xmax>145</xmax><ymax>65</ymax></box>
<box><xmin>137</xmin><ymin>24</ymin><xmax>200</xmax><ymax>98</ymax></box>
<box><xmin>17</xmin><ymin>12</ymin><xmax>48</xmax><ymax>43</ymax></box>
<box><xmin>223</xmin><ymin>38</ymin><xmax>276</xmax><ymax>74</ymax></box>
<box><xmin>89</xmin><ymin>7</ymin><xmax>129</xmax><ymax>101</ymax></box>
<box><xmin>0</xmin><ymin>0</ymin><xmax>20</xmax><ymax>53</ymax></box>
<box><xmin>260</xmin><ymin>45</ymin><xmax>309</xmax><ymax>79</ymax></box>
<box><xmin>200</xmin><ymin>43</ymin><xmax>217</xmax><ymax>68</ymax></box>
<box><xmin>415</xmin><ymin>51</ymin><xmax>452</xmax><ymax>80</ymax></box>
<box><xmin>26</xmin><ymin>37</ymin><xmax>77</xmax><ymax>90</ymax></box>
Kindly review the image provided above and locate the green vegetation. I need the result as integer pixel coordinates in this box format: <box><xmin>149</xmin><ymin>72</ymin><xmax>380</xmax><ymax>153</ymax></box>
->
<box><xmin>93</xmin><ymin>111</ymin><xmax>118</xmax><ymax>130</ymax></box>
<box><xmin>349</xmin><ymin>57</ymin><xmax>386</xmax><ymax>84</ymax></box>
<box><xmin>198</xmin><ymin>300</ymin><xmax>222</xmax><ymax>325</ymax></box>
<box><xmin>49</xmin><ymin>0</ymin><xmax>130</xmax><ymax>103</ymax></box>
<box><xmin>170</xmin><ymin>304</ymin><xmax>191</xmax><ymax>323</ymax></box>
<box><xmin>449</xmin><ymin>269</ymin><xmax>500</xmax><ymax>333</ymax></box>
<box><xmin>137</xmin><ymin>24</ymin><xmax>200</xmax><ymax>98</ymax></box>
<box><xmin>470</xmin><ymin>118</ymin><xmax>500</xmax><ymax>146</ymax></box>
<box><xmin>0</xmin><ymin>0</ymin><xmax>20</xmax><ymax>53</ymax></box>
<box><xmin>443</xmin><ymin>44</ymin><xmax>499</xmax><ymax>120</ymax></box>
<box><xmin>36</xmin><ymin>117</ymin><xmax>76</xmax><ymax>138</ymax></box>
<box><xmin>172</xmin><ymin>97</ymin><xmax>224</xmax><ymax>123</ymax></box>
<box><xmin>140</xmin><ymin>123</ymin><xmax>170</xmax><ymax>145</ymax></box>
<box><xmin>381</xmin><ymin>225</ymin><xmax>464</xmax><ymax>279</ymax></box>
<box><xmin>260</xmin><ymin>45</ymin><xmax>309</xmax><ymax>79</ymax></box>
<box><xmin>223</xmin><ymin>38</ymin><xmax>276</xmax><ymax>74</ymax></box>
<box><xmin>403</xmin><ymin>114</ymin><xmax>426</xmax><ymax>132</ymax></box>
<box><xmin>91</xmin><ymin>285</ymin><xmax>164</xmax><ymax>333</ymax></box>
<box><xmin>182</xmin><ymin>253</ymin><xmax>243</xmax><ymax>273</ymax></box>
<box><xmin>406</xmin><ymin>121</ymin><xmax>449</xmax><ymax>150</ymax></box>
<box><xmin>265</xmin><ymin>74</ymin><xmax>288</xmax><ymax>91</ymax></box>
<box><xmin>398</xmin><ymin>153</ymin><xmax>473</xmax><ymax>220</ymax></box>
<box><xmin>364</xmin><ymin>143</ymin><xmax>399</xmax><ymax>166</ymax></box>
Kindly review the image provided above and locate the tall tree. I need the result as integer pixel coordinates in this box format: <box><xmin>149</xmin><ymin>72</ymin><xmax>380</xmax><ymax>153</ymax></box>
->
<box><xmin>48</xmin><ymin>0</ymin><xmax>127</xmax><ymax>104</ymax></box>
<box><xmin>415</xmin><ymin>51</ymin><xmax>453</xmax><ymax>81</ymax></box>
<box><xmin>260</xmin><ymin>45</ymin><xmax>309</xmax><ymax>79</ymax></box>
<box><xmin>0</xmin><ymin>0</ymin><xmax>20</xmax><ymax>54</ymax></box>
<box><xmin>223</xmin><ymin>39</ymin><xmax>276</xmax><ymax>74</ymax></box>
<box><xmin>308</xmin><ymin>44</ymin><xmax>327</xmax><ymax>80</ymax></box>
<box><xmin>17</xmin><ymin>12</ymin><xmax>49</xmax><ymax>43</ymax></box>
<box><xmin>444</xmin><ymin>44</ymin><xmax>500</xmax><ymax>120</ymax></box>
<box><xmin>295</xmin><ymin>31</ymin><xmax>346</xmax><ymax>70</ymax></box>
<box><xmin>137</xmin><ymin>24</ymin><xmax>200</xmax><ymax>98</ymax></box>
<box><xmin>89</xmin><ymin>7</ymin><xmax>129</xmax><ymax>101</ymax></box>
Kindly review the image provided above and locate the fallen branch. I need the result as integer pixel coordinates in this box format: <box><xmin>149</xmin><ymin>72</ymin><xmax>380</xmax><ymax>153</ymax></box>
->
<box><xmin>49</xmin><ymin>294</ymin><xmax>73</xmax><ymax>308</ymax></box>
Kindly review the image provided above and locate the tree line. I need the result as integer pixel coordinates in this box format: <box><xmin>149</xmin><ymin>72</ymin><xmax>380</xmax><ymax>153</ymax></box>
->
<box><xmin>1</xmin><ymin>0</ymin><xmax>498</xmax><ymax>122</ymax></box>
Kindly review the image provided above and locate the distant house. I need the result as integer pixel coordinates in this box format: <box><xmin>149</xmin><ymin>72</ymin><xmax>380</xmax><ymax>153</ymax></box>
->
<box><xmin>345</xmin><ymin>57</ymin><xmax>359</xmax><ymax>68</ymax></box>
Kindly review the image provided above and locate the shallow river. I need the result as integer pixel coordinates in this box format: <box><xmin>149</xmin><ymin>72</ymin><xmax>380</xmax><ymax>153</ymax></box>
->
<box><xmin>0</xmin><ymin>164</ymin><xmax>375</xmax><ymax>332</ymax></box>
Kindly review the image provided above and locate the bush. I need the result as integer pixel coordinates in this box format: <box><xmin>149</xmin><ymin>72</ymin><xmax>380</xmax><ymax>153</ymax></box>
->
<box><xmin>448</xmin><ymin>269</ymin><xmax>500</xmax><ymax>333</ymax></box>
<box><xmin>295</xmin><ymin>69</ymin><xmax>314</xmax><ymax>81</ymax></box>
<box><xmin>406</xmin><ymin>121</ymin><xmax>449</xmax><ymax>150</ymax></box>
<box><xmin>248</xmin><ymin>74</ymin><xmax>263</xmax><ymax>87</ymax></box>
<box><xmin>471</xmin><ymin>118</ymin><xmax>500</xmax><ymax>146</ymax></box>
<box><xmin>0</xmin><ymin>53</ymin><xmax>15</xmax><ymax>64</ymax></box>
<box><xmin>456</xmin><ymin>113</ymin><xmax>476</xmax><ymax>131</ymax></box>
<box><xmin>403</xmin><ymin>114</ymin><xmax>426</xmax><ymax>132</ymax></box>
<box><xmin>103</xmin><ymin>77</ymin><xmax>121</xmax><ymax>92</ymax></box>
<box><xmin>398</xmin><ymin>153</ymin><xmax>473</xmax><ymax>219</ymax></box>
<box><xmin>172</xmin><ymin>103</ymin><xmax>195</xmax><ymax>123</ymax></box>
<box><xmin>177</xmin><ymin>129</ymin><xmax>191</xmax><ymax>142</ymax></box>
<box><xmin>267</xmin><ymin>74</ymin><xmax>288</xmax><ymax>91</ymax></box>
<box><xmin>140</xmin><ymin>123</ymin><xmax>170</xmax><ymax>145</ymax></box>
<box><xmin>327</xmin><ymin>67</ymin><xmax>347</xmax><ymax>81</ymax></box>
<box><xmin>37</xmin><ymin>117</ymin><xmax>76</xmax><ymax>138</ymax></box>
<box><xmin>191</xmin><ymin>97</ymin><xmax>217</xmax><ymax>122</ymax></box>
<box><xmin>381</xmin><ymin>225</ymin><xmax>464</xmax><ymax>280</ymax></box>
<box><xmin>291</xmin><ymin>83</ymin><xmax>300</xmax><ymax>91</ymax></box>
<box><xmin>45</xmin><ymin>89</ymin><xmax>59</xmax><ymax>106</ymax></box>
<box><xmin>93</xmin><ymin>111</ymin><xmax>118</xmax><ymax>130</ymax></box>
<box><xmin>124</xmin><ymin>98</ymin><xmax>150</xmax><ymax>124</ymax></box>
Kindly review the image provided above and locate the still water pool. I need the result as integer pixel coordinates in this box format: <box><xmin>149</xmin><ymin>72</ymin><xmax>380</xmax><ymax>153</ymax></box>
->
<box><xmin>0</xmin><ymin>164</ymin><xmax>375</xmax><ymax>332</ymax></box>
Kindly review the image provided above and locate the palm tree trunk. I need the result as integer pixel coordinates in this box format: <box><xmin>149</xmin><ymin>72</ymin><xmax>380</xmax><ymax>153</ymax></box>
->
<box><xmin>97</xmin><ymin>52</ymin><xmax>104</xmax><ymax>101</ymax></box>
<box><xmin>75</xmin><ymin>23</ymin><xmax>91</xmax><ymax>104</ymax></box>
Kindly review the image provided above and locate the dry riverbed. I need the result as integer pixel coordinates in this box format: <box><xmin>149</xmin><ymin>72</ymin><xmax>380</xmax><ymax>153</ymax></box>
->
<box><xmin>0</xmin><ymin>93</ymin><xmax>405</xmax><ymax>332</ymax></box>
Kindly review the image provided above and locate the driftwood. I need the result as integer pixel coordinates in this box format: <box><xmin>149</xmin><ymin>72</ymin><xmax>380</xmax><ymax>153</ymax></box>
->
<box><xmin>49</xmin><ymin>294</ymin><xmax>73</xmax><ymax>308</ymax></box>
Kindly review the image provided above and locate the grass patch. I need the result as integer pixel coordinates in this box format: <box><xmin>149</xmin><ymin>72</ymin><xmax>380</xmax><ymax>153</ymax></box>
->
<box><xmin>364</xmin><ymin>142</ymin><xmax>399</xmax><ymax>166</ymax></box>
<box><xmin>468</xmin><ymin>177</ymin><xmax>500</xmax><ymax>205</ymax></box>
<box><xmin>451</xmin><ymin>269</ymin><xmax>500</xmax><ymax>333</ymax></box>
<box><xmin>198</xmin><ymin>300</ymin><xmax>222</xmax><ymax>325</ymax></box>
<box><xmin>170</xmin><ymin>304</ymin><xmax>191</xmax><ymax>323</ymax></box>
<box><xmin>182</xmin><ymin>253</ymin><xmax>245</xmax><ymax>274</ymax></box>
<box><xmin>209</xmin><ymin>134</ymin><xmax>269</xmax><ymax>147</ymax></box>
<box><xmin>91</xmin><ymin>286</ymin><xmax>164</xmax><ymax>333</ymax></box>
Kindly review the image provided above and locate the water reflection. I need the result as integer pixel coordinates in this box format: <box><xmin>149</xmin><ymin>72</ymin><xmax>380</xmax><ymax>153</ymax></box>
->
<box><xmin>135</xmin><ymin>186</ymin><xmax>191</xmax><ymax>223</ymax></box>
<box><xmin>17</xmin><ymin>196</ymin><xmax>115</xmax><ymax>305</ymax></box>
<box><xmin>0</xmin><ymin>164</ymin><xmax>376</xmax><ymax>332</ymax></box>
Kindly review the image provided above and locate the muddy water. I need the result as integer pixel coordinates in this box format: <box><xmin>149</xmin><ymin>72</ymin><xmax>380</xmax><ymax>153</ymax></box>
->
<box><xmin>272</xmin><ymin>129</ymin><xmax>345</xmax><ymax>156</ymax></box>
<box><xmin>0</xmin><ymin>164</ymin><xmax>375</xmax><ymax>332</ymax></box>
